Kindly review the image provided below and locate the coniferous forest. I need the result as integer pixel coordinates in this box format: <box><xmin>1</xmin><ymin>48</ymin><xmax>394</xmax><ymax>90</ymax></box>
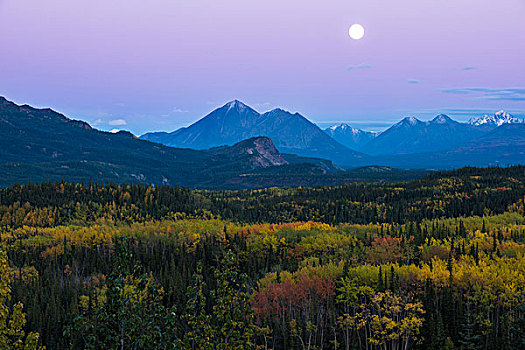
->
<box><xmin>1</xmin><ymin>166</ymin><xmax>525</xmax><ymax>349</ymax></box>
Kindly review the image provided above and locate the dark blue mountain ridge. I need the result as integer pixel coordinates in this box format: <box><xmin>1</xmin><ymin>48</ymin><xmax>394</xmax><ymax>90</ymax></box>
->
<box><xmin>367</xmin><ymin>123</ymin><xmax>525</xmax><ymax>169</ymax></box>
<box><xmin>141</xmin><ymin>100</ymin><xmax>365</xmax><ymax>165</ymax></box>
<box><xmin>361</xmin><ymin>114</ymin><xmax>489</xmax><ymax>155</ymax></box>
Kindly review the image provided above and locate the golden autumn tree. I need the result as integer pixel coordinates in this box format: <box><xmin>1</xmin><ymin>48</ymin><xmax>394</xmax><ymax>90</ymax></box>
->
<box><xmin>0</xmin><ymin>250</ymin><xmax>43</xmax><ymax>350</ymax></box>
<box><xmin>351</xmin><ymin>291</ymin><xmax>424</xmax><ymax>350</ymax></box>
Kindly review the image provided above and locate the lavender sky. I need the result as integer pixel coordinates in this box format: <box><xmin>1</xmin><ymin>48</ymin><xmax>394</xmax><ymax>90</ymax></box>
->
<box><xmin>1</xmin><ymin>0</ymin><xmax>524</xmax><ymax>134</ymax></box>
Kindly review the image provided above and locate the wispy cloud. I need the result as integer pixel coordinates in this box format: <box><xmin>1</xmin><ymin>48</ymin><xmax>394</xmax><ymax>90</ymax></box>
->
<box><xmin>461</xmin><ymin>66</ymin><xmax>476</xmax><ymax>71</ymax></box>
<box><xmin>346</xmin><ymin>63</ymin><xmax>372</xmax><ymax>72</ymax></box>
<box><xmin>92</xmin><ymin>118</ymin><xmax>103</xmax><ymax>126</ymax></box>
<box><xmin>172</xmin><ymin>108</ymin><xmax>188</xmax><ymax>113</ymax></box>
<box><xmin>108</xmin><ymin>119</ymin><xmax>127</xmax><ymax>126</ymax></box>
<box><xmin>408</xmin><ymin>79</ymin><xmax>420</xmax><ymax>84</ymax></box>
<box><xmin>439</xmin><ymin>87</ymin><xmax>525</xmax><ymax>101</ymax></box>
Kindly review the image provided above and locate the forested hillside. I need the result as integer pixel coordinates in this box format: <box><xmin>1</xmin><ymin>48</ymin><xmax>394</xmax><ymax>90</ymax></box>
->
<box><xmin>0</xmin><ymin>166</ymin><xmax>524</xmax><ymax>349</ymax></box>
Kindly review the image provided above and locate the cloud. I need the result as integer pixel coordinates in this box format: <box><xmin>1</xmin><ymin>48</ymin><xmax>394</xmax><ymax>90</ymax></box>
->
<box><xmin>92</xmin><ymin>118</ymin><xmax>104</xmax><ymax>125</ymax></box>
<box><xmin>108</xmin><ymin>119</ymin><xmax>127</xmax><ymax>126</ymax></box>
<box><xmin>346</xmin><ymin>63</ymin><xmax>372</xmax><ymax>72</ymax></box>
<box><xmin>461</xmin><ymin>66</ymin><xmax>476</xmax><ymax>71</ymax></box>
<box><xmin>439</xmin><ymin>87</ymin><xmax>525</xmax><ymax>101</ymax></box>
<box><xmin>172</xmin><ymin>108</ymin><xmax>188</xmax><ymax>113</ymax></box>
<box><xmin>408</xmin><ymin>79</ymin><xmax>420</xmax><ymax>84</ymax></box>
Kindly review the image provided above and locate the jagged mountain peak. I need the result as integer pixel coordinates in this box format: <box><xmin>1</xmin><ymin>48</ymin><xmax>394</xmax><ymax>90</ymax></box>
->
<box><xmin>329</xmin><ymin>123</ymin><xmax>350</xmax><ymax>131</ymax></box>
<box><xmin>326</xmin><ymin>123</ymin><xmax>362</xmax><ymax>135</ymax></box>
<box><xmin>468</xmin><ymin>110</ymin><xmax>524</xmax><ymax>127</ymax></box>
<box><xmin>495</xmin><ymin>110</ymin><xmax>511</xmax><ymax>118</ymax></box>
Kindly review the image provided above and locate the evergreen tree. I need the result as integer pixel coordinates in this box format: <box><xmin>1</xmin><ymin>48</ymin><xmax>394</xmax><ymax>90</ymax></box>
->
<box><xmin>66</xmin><ymin>237</ymin><xmax>179</xmax><ymax>349</ymax></box>
<box><xmin>182</xmin><ymin>250</ymin><xmax>260</xmax><ymax>349</ymax></box>
<box><xmin>378</xmin><ymin>266</ymin><xmax>384</xmax><ymax>291</ymax></box>
<box><xmin>458</xmin><ymin>304</ymin><xmax>481</xmax><ymax>350</ymax></box>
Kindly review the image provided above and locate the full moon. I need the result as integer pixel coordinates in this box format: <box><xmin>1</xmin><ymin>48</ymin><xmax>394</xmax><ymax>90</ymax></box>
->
<box><xmin>349</xmin><ymin>24</ymin><xmax>365</xmax><ymax>40</ymax></box>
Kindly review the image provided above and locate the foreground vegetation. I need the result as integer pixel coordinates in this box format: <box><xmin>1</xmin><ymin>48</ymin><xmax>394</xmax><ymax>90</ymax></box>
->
<box><xmin>0</xmin><ymin>166</ymin><xmax>524</xmax><ymax>349</ymax></box>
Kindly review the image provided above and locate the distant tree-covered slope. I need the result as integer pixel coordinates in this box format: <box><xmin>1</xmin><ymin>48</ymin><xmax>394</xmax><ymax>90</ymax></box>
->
<box><xmin>1</xmin><ymin>165</ymin><xmax>522</xmax><ymax>227</ymax></box>
<box><xmin>0</xmin><ymin>97</ymin><xmax>345</xmax><ymax>188</ymax></box>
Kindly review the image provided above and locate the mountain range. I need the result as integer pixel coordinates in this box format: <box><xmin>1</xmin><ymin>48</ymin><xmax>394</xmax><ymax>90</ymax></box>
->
<box><xmin>0</xmin><ymin>96</ymin><xmax>523</xmax><ymax>188</ymax></box>
<box><xmin>142</xmin><ymin>101</ymin><xmax>524</xmax><ymax>166</ymax></box>
<box><xmin>0</xmin><ymin>97</ymin><xmax>343</xmax><ymax>188</ymax></box>
<box><xmin>360</xmin><ymin>114</ymin><xmax>488</xmax><ymax>155</ymax></box>
<box><xmin>468</xmin><ymin>110</ymin><xmax>524</xmax><ymax>127</ymax></box>
<box><xmin>141</xmin><ymin>100</ymin><xmax>365</xmax><ymax>165</ymax></box>
<box><xmin>372</xmin><ymin>123</ymin><xmax>525</xmax><ymax>169</ymax></box>
<box><xmin>323</xmin><ymin>111</ymin><xmax>525</xmax><ymax>156</ymax></box>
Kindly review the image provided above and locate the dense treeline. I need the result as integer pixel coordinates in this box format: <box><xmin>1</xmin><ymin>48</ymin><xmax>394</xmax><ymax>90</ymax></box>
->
<box><xmin>1</xmin><ymin>166</ymin><xmax>524</xmax><ymax>229</ymax></box>
<box><xmin>211</xmin><ymin>166</ymin><xmax>525</xmax><ymax>224</ymax></box>
<box><xmin>0</xmin><ymin>166</ymin><xmax>524</xmax><ymax>349</ymax></box>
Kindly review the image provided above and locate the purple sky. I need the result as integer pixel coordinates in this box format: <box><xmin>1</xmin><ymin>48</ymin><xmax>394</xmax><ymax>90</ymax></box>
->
<box><xmin>1</xmin><ymin>0</ymin><xmax>524</xmax><ymax>133</ymax></box>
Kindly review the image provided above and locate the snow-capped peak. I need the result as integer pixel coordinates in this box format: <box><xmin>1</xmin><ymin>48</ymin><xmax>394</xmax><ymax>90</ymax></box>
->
<box><xmin>432</xmin><ymin>114</ymin><xmax>454</xmax><ymax>124</ymax></box>
<box><xmin>494</xmin><ymin>110</ymin><xmax>513</xmax><ymax>120</ymax></box>
<box><xmin>468</xmin><ymin>110</ymin><xmax>524</xmax><ymax>127</ymax></box>
<box><xmin>226</xmin><ymin>100</ymin><xmax>247</xmax><ymax>111</ymax></box>
<box><xmin>329</xmin><ymin>123</ymin><xmax>349</xmax><ymax>131</ymax></box>
<box><xmin>327</xmin><ymin>123</ymin><xmax>362</xmax><ymax>135</ymax></box>
<box><xmin>397</xmin><ymin>116</ymin><xmax>420</xmax><ymax>126</ymax></box>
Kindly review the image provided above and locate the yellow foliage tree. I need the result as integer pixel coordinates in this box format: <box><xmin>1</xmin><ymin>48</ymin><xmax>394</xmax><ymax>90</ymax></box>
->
<box><xmin>0</xmin><ymin>250</ymin><xmax>43</xmax><ymax>350</ymax></box>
